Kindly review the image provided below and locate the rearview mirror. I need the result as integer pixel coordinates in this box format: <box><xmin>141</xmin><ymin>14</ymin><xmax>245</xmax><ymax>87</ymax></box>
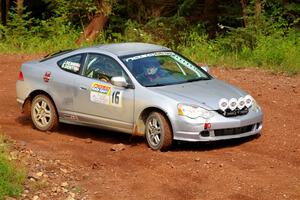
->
<box><xmin>111</xmin><ymin>76</ymin><xmax>128</xmax><ymax>88</ymax></box>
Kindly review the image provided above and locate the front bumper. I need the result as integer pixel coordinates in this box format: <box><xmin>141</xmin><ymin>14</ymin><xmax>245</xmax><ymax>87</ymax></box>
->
<box><xmin>173</xmin><ymin>109</ymin><xmax>263</xmax><ymax>142</ymax></box>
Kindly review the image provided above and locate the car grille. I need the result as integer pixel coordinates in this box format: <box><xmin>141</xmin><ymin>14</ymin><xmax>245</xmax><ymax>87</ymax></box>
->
<box><xmin>214</xmin><ymin>124</ymin><xmax>254</xmax><ymax>136</ymax></box>
<box><xmin>216</xmin><ymin>107</ymin><xmax>249</xmax><ymax>117</ymax></box>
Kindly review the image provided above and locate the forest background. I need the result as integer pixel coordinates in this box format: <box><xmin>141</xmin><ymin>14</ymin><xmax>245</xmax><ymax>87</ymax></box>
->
<box><xmin>0</xmin><ymin>0</ymin><xmax>299</xmax><ymax>74</ymax></box>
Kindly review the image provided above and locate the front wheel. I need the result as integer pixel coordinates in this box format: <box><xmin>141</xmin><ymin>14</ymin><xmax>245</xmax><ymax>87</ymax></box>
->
<box><xmin>31</xmin><ymin>94</ymin><xmax>58</xmax><ymax>131</ymax></box>
<box><xmin>145</xmin><ymin>112</ymin><xmax>173</xmax><ymax>151</ymax></box>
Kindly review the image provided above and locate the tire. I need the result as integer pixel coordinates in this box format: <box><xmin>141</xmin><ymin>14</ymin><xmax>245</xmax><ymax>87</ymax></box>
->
<box><xmin>145</xmin><ymin>112</ymin><xmax>173</xmax><ymax>151</ymax></box>
<box><xmin>31</xmin><ymin>94</ymin><xmax>58</xmax><ymax>131</ymax></box>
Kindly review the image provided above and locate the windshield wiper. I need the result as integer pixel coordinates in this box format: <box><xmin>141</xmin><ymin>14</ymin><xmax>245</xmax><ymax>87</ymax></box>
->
<box><xmin>186</xmin><ymin>77</ymin><xmax>209</xmax><ymax>82</ymax></box>
<box><xmin>146</xmin><ymin>77</ymin><xmax>209</xmax><ymax>87</ymax></box>
<box><xmin>146</xmin><ymin>83</ymin><xmax>169</xmax><ymax>87</ymax></box>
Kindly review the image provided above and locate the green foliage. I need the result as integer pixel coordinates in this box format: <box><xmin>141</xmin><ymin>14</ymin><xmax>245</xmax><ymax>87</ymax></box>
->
<box><xmin>177</xmin><ymin>0</ymin><xmax>197</xmax><ymax>16</ymax></box>
<box><xmin>178</xmin><ymin>30</ymin><xmax>218</xmax><ymax>64</ymax></box>
<box><xmin>0</xmin><ymin>135</ymin><xmax>25</xmax><ymax>199</ymax></box>
<box><xmin>144</xmin><ymin>16</ymin><xmax>188</xmax><ymax>48</ymax></box>
<box><xmin>47</xmin><ymin>0</ymin><xmax>116</xmax><ymax>28</ymax></box>
<box><xmin>0</xmin><ymin>8</ymin><xmax>80</xmax><ymax>53</ymax></box>
<box><xmin>179</xmin><ymin>27</ymin><xmax>300</xmax><ymax>75</ymax></box>
<box><xmin>0</xmin><ymin>0</ymin><xmax>299</xmax><ymax>74</ymax></box>
<box><xmin>250</xmin><ymin>30</ymin><xmax>300</xmax><ymax>74</ymax></box>
<box><xmin>103</xmin><ymin>20</ymin><xmax>153</xmax><ymax>43</ymax></box>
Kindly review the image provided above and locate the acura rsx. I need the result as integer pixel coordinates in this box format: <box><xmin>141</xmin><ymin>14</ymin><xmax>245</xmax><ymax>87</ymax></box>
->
<box><xmin>16</xmin><ymin>43</ymin><xmax>263</xmax><ymax>150</ymax></box>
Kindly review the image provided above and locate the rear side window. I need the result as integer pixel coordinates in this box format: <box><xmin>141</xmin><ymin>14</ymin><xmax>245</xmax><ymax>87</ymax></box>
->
<box><xmin>57</xmin><ymin>54</ymin><xmax>83</xmax><ymax>74</ymax></box>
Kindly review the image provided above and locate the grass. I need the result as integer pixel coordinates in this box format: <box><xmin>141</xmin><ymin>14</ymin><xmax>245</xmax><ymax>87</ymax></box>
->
<box><xmin>0</xmin><ymin>26</ymin><xmax>299</xmax><ymax>75</ymax></box>
<box><xmin>178</xmin><ymin>31</ymin><xmax>300</xmax><ymax>75</ymax></box>
<box><xmin>0</xmin><ymin>34</ymin><xmax>80</xmax><ymax>54</ymax></box>
<box><xmin>0</xmin><ymin>134</ymin><xmax>25</xmax><ymax>200</ymax></box>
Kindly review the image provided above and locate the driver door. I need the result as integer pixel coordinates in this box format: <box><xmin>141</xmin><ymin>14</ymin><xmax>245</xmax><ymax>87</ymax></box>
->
<box><xmin>73</xmin><ymin>53</ymin><xmax>135</xmax><ymax>133</ymax></box>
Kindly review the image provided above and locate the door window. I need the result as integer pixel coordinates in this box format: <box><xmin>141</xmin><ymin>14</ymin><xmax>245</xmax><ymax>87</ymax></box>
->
<box><xmin>57</xmin><ymin>54</ymin><xmax>83</xmax><ymax>74</ymax></box>
<box><xmin>83</xmin><ymin>53</ymin><xmax>127</xmax><ymax>83</ymax></box>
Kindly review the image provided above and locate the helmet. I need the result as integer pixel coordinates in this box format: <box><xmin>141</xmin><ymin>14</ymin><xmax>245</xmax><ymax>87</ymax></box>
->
<box><xmin>144</xmin><ymin>60</ymin><xmax>160</xmax><ymax>76</ymax></box>
<box><xmin>145</xmin><ymin>65</ymin><xmax>158</xmax><ymax>76</ymax></box>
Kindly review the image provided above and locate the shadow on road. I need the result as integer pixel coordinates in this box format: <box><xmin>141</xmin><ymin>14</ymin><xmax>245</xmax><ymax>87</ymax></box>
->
<box><xmin>16</xmin><ymin>115</ymin><xmax>144</xmax><ymax>146</ymax></box>
<box><xmin>58</xmin><ymin>123</ymin><xmax>145</xmax><ymax>146</ymax></box>
<box><xmin>16</xmin><ymin>115</ymin><xmax>260</xmax><ymax>151</ymax></box>
<box><xmin>172</xmin><ymin>134</ymin><xmax>260</xmax><ymax>151</ymax></box>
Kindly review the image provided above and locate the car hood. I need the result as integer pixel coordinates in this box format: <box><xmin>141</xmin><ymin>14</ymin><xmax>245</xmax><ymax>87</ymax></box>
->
<box><xmin>149</xmin><ymin>79</ymin><xmax>247</xmax><ymax>110</ymax></box>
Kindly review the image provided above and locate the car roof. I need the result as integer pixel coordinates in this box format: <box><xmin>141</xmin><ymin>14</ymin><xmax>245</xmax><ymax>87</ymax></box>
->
<box><xmin>93</xmin><ymin>42</ymin><xmax>171</xmax><ymax>57</ymax></box>
<box><xmin>39</xmin><ymin>43</ymin><xmax>171</xmax><ymax>63</ymax></box>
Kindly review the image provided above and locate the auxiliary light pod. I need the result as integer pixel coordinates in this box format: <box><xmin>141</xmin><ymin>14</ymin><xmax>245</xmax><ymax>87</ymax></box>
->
<box><xmin>218</xmin><ymin>95</ymin><xmax>253</xmax><ymax>111</ymax></box>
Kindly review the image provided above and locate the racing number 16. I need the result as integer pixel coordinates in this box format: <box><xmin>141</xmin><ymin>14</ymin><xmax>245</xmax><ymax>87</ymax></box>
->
<box><xmin>112</xmin><ymin>91</ymin><xmax>120</xmax><ymax>105</ymax></box>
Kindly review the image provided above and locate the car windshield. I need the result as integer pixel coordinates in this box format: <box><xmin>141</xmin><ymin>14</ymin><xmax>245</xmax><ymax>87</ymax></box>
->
<box><xmin>121</xmin><ymin>51</ymin><xmax>211</xmax><ymax>87</ymax></box>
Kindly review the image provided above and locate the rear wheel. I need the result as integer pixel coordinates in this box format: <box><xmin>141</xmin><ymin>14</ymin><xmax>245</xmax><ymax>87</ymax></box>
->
<box><xmin>145</xmin><ymin>112</ymin><xmax>173</xmax><ymax>151</ymax></box>
<box><xmin>31</xmin><ymin>95</ymin><xmax>58</xmax><ymax>131</ymax></box>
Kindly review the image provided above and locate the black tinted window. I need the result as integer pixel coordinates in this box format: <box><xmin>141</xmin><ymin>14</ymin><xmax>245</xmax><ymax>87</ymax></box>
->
<box><xmin>57</xmin><ymin>54</ymin><xmax>83</xmax><ymax>74</ymax></box>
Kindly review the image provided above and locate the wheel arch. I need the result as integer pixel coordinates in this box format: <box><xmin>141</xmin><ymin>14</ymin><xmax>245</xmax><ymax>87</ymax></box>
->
<box><xmin>133</xmin><ymin>107</ymin><xmax>174</xmax><ymax>137</ymax></box>
<box><xmin>23</xmin><ymin>90</ymin><xmax>58</xmax><ymax>117</ymax></box>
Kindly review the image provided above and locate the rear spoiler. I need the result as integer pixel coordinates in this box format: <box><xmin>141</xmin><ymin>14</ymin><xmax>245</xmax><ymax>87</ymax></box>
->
<box><xmin>40</xmin><ymin>49</ymin><xmax>74</xmax><ymax>62</ymax></box>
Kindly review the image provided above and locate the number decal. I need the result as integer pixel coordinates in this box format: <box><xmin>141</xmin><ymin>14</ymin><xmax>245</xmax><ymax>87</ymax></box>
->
<box><xmin>111</xmin><ymin>91</ymin><xmax>122</xmax><ymax>107</ymax></box>
<box><xmin>112</xmin><ymin>91</ymin><xmax>120</xmax><ymax>104</ymax></box>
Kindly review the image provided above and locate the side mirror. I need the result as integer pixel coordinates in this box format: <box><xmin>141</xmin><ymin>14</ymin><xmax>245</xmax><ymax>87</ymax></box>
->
<box><xmin>200</xmin><ymin>65</ymin><xmax>209</xmax><ymax>73</ymax></box>
<box><xmin>111</xmin><ymin>76</ymin><xmax>128</xmax><ymax>88</ymax></box>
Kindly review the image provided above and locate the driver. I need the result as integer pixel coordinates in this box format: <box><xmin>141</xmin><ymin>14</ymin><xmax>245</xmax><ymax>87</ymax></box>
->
<box><xmin>144</xmin><ymin>61</ymin><xmax>161</xmax><ymax>81</ymax></box>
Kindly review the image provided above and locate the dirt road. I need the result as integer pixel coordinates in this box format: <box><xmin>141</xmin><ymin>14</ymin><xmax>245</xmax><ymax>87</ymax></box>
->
<box><xmin>0</xmin><ymin>54</ymin><xmax>299</xmax><ymax>200</ymax></box>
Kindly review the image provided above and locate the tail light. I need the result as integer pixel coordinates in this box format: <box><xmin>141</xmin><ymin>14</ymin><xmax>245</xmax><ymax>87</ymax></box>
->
<box><xmin>19</xmin><ymin>71</ymin><xmax>24</xmax><ymax>81</ymax></box>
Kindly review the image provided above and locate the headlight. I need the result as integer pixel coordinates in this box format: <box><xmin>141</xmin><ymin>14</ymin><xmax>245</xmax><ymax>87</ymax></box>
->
<box><xmin>178</xmin><ymin>104</ymin><xmax>214</xmax><ymax>119</ymax></box>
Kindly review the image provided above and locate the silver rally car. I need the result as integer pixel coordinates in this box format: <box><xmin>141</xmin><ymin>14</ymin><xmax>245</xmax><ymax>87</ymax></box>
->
<box><xmin>16</xmin><ymin>42</ymin><xmax>263</xmax><ymax>150</ymax></box>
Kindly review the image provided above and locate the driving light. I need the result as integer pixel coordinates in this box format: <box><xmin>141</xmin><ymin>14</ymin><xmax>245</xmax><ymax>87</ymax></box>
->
<box><xmin>245</xmin><ymin>95</ymin><xmax>253</xmax><ymax>108</ymax></box>
<box><xmin>218</xmin><ymin>98</ymin><xmax>229</xmax><ymax>111</ymax></box>
<box><xmin>237</xmin><ymin>97</ymin><xmax>245</xmax><ymax>109</ymax></box>
<box><xmin>251</xmin><ymin>99</ymin><xmax>261</xmax><ymax>112</ymax></box>
<box><xmin>229</xmin><ymin>98</ymin><xmax>238</xmax><ymax>111</ymax></box>
<box><xmin>178</xmin><ymin>104</ymin><xmax>214</xmax><ymax>119</ymax></box>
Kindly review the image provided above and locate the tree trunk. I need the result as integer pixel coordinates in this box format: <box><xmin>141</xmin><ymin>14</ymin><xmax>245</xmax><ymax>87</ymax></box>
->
<box><xmin>1</xmin><ymin>0</ymin><xmax>11</xmax><ymax>25</ymax></box>
<box><xmin>76</xmin><ymin>14</ymin><xmax>108</xmax><ymax>45</ymax></box>
<box><xmin>203</xmin><ymin>0</ymin><xmax>218</xmax><ymax>38</ymax></box>
<box><xmin>240</xmin><ymin>0</ymin><xmax>248</xmax><ymax>27</ymax></box>
<box><xmin>16</xmin><ymin>0</ymin><xmax>24</xmax><ymax>16</ymax></box>
<box><xmin>1</xmin><ymin>0</ymin><xmax>6</xmax><ymax>25</ymax></box>
<box><xmin>76</xmin><ymin>0</ymin><xmax>111</xmax><ymax>45</ymax></box>
<box><xmin>255</xmin><ymin>0</ymin><xmax>262</xmax><ymax>24</ymax></box>
<box><xmin>283</xmin><ymin>0</ymin><xmax>289</xmax><ymax>9</ymax></box>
